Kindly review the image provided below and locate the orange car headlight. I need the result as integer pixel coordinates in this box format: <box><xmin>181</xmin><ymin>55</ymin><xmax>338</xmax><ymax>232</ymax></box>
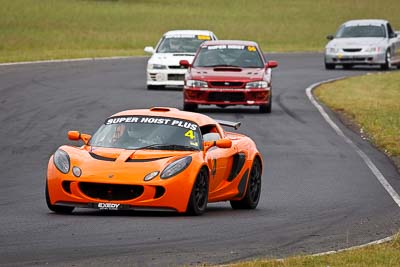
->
<box><xmin>160</xmin><ymin>156</ymin><xmax>192</xmax><ymax>179</ymax></box>
<box><xmin>54</xmin><ymin>149</ymin><xmax>70</xmax><ymax>174</ymax></box>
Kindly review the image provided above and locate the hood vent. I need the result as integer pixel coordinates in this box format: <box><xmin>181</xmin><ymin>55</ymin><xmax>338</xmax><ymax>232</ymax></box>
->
<box><xmin>89</xmin><ymin>152</ymin><xmax>116</xmax><ymax>162</ymax></box>
<box><xmin>213</xmin><ymin>67</ymin><xmax>242</xmax><ymax>72</ymax></box>
<box><xmin>173</xmin><ymin>53</ymin><xmax>195</xmax><ymax>56</ymax></box>
<box><xmin>126</xmin><ymin>156</ymin><xmax>171</xmax><ymax>162</ymax></box>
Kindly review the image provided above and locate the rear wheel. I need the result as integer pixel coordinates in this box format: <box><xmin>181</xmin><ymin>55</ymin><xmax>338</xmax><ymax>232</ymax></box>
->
<box><xmin>230</xmin><ymin>158</ymin><xmax>262</xmax><ymax>209</ymax></box>
<box><xmin>183</xmin><ymin>103</ymin><xmax>198</xmax><ymax>112</ymax></box>
<box><xmin>186</xmin><ymin>169</ymin><xmax>208</xmax><ymax>215</ymax></box>
<box><xmin>46</xmin><ymin>181</ymin><xmax>74</xmax><ymax>214</ymax></box>
<box><xmin>381</xmin><ymin>50</ymin><xmax>392</xmax><ymax>70</ymax></box>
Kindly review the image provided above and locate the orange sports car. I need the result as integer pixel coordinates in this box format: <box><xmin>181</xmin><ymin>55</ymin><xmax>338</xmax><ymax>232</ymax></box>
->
<box><xmin>46</xmin><ymin>107</ymin><xmax>263</xmax><ymax>215</ymax></box>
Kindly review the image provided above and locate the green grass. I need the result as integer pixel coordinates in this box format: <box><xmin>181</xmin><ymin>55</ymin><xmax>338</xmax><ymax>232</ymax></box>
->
<box><xmin>315</xmin><ymin>71</ymin><xmax>400</xmax><ymax>158</ymax></box>
<box><xmin>228</xmin><ymin>234</ymin><xmax>400</xmax><ymax>267</ymax></box>
<box><xmin>1</xmin><ymin>0</ymin><xmax>400</xmax><ymax>62</ymax></box>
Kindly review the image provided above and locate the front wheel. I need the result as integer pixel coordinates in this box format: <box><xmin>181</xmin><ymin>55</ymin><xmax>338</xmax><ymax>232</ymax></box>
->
<box><xmin>183</xmin><ymin>103</ymin><xmax>198</xmax><ymax>112</ymax></box>
<box><xmin>259</xmin><ymin>93</ymin><xmax>272</xmax><ymax>113</ymax></box>
<box><xmin>147</xmin><ymin>85</ymin><xmax>165</xmax><ymax>90</ymax></box>
<box><xmin>381</xmin><ymin>50</ymin><xmax>392</xmax><ymax>70</ymax></box>
<box><xmin>230</xmin><ymin>158</ymin><xmax>262</xmax><ymax>209</ymax></box>
<box><xmin>325</xmin><ymin>62</ymin><xmax>335</xmax><ymax>70</ymax></box>
<box><xmin>46</xmin><ymin>181</ymin><xmax>74</xmax><ymax>214</ymax></box>
<box><xmin>186</xmin><ymin>169</ymin><xmax>208</xmax><ymax>215</ymax></box>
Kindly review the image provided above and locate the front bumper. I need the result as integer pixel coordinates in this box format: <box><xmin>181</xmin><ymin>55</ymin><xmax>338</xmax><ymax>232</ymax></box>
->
<box><xmin>146</xmin><ymin>68</ymin><xmax>187</xmax><ymax>86</ymax></box>
<box><xmin>325</xmin><ymin>51</ymin><xmax>386</xmax><ymax>65</ymax></box>
<box><xmin>47</xmin><ymin>164</ymin><xmax>194</xmax><ymax>213</ymax></box>
<box><xmin>183</xmin><ymin>87</ymin><xmax>271</xmax><ymax>106</ymax></box>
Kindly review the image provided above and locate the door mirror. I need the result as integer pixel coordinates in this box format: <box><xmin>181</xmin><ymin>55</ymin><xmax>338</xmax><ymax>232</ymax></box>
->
<box><xmin>144</xmin><ymin>46</ymin><xmax>155</xmax><ymax>54</ymax></box>
<box><xmin>327</xmin><ymin>35</ymin><xmax>334</xmax><ymax>40</ymax></box>
<box><xmin>68</xmin><ymin>131</ymin><xmax>91</xmax><ymax>145</ymax></box>
<box><xmin>266</xmin><ymin>60</ymin><xmax>278</xmax><ymax>69</ymax></box>
<box><xmin>179</xmin><ymin>60</ymin><xmax>191</xmax><ymax>68</ymax></box>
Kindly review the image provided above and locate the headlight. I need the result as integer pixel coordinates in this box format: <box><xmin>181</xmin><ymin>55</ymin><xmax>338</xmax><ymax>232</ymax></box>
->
<box><xmin>148</xmin><ymin>64</ymin><xmax>167</xmax><ymax>70</ymax></box>
<box><xmin>364</xmin><ymin>47</ymin><xmax>384</xmax><ymax>53</ymax></box>
<box><xmin>144</xmin><ymin>171</ymin><xmax>159</xmax><ymax>181</ymax></box>
<box><xmin>160</xmin><ymin>156</ymin><xmax>192</xmax><ymax>179</ymax></box>
<box><xmin>327</xmin><ymin>47</ymin><xmax>340</xmax><ymax>53</ymax></box>
<box><xmin>53</xmin><ymin>149</ymin><xmax>70</xmax><ymax>174</ymax></box>
<box><xmin>246</xmin><ymin>81</ymin><xmax>268</xmax><ymax>89</ymax></box>
<box><xmin>186</xmin><ymin>80</ymin><xmax>208</xmax><ymax>88</ymax></box>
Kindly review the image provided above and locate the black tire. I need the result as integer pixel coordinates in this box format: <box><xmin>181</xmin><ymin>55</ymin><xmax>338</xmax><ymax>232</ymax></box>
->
<box><xmin>46</xmin><ymin>181</ymin><xmax>74</xmax><ymax>214</ymax></box>
<box><xmin>259</xmin><ymin>93</ymin><xmax>272</xmax><ymax>113</ymax></box>
<box><xmin>186</xmin><ymin>169</ymin><xmax>208</xmax><ymax>215</ymax></box>
<box><xmin>325</xmin><ymin>62</ymin><xmax>335</xmax><ymax>70</ymax></box>
<box><xmin>381</xmin><ymin>50</ymin><xmax>392</xmax><ymax>70</ymax></box>
<box><xmin>147</xmin><ymin>85</ymin><xmax>165</xmax><ymax>90</ymax></box>
<box><xmin>230</xmin><ymin>158</ymin><xmax>262</xmax><ymax>210</ymax></box>
<box><xmin>183</xmin><ymin>103</ymin><xmax>198</xmax><ymax>112</ymax></box>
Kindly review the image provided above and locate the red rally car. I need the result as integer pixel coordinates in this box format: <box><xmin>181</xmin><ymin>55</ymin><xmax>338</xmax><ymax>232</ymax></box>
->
<box><xmin>180</xmin><ymin>40</ymin><xmax>278</xmax><ymax>113</ymax></box>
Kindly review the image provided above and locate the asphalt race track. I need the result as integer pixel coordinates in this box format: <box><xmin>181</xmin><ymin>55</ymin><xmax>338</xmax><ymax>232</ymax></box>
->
<box><xmin>1</xmin><ymin>54</ymin><xmax>400</xmax><ymax>266</ymax></box>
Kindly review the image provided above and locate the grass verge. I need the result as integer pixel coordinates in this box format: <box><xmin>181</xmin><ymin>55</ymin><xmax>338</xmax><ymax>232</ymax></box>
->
<box><xmin>315</xmin><ymin>71</ymin><xmax>400</xmax><ymax>166</ymax></box>
<box><xmin>1</xmin><ymin>0</ymin><xmax>400</xmax><ymax>62</ymax></box>
<box><xmin>228</xmin><ymin>234</ymin><xmax>400</xmax><ymax>267</ymax></box>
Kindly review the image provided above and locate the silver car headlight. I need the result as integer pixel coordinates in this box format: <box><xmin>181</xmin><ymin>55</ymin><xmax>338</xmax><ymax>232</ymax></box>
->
<box><xmin>148</xmin><ymin>64</ymin><xmax>167</xmax><ymax>70</ymax></box>
<box><xmin>246</xmin><ymin>81</ymin><xmax>268</xmax><ymax>89</ymax></box>
<box><xmin>327</xmin><ymin>47</ymin><xmax>340</xmax><ymax>53</ymax></box>
<box><xmin>186</xmin><ymin>80</ymin><xmax>208</xmax><ymax>88</ymax></box>
<box><xmin>364</xmin><ymin>47</ymin><xmax>384</xmax><ymax>53</ymax></box>
<box><xmin>53</xmin><ymin>149</ymin><xmax>70</xmax><ymax>174</ymax></box>
<box><xmin>160</xmin><ymin>156</ymin><xmax>192</xmax><ymax>179</ymax></box>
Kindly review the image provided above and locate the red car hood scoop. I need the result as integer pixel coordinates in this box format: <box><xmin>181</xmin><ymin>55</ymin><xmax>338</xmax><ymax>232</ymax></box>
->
<box><xmin>213</xmin><ymin>67</ymin><xmax>242</xmax><ymax>72</ymax></box>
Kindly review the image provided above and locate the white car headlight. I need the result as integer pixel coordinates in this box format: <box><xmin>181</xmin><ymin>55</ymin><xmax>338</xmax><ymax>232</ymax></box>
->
<box><xmin>246</xmin><ymin>81</ymin><xmax>268</xmax><ymax>89</ymax></box>
<box><xmin>160</xmin><ymin>156</ymin><xmax>192</xmax><ymax>179</ymax></box>
<box><xmin>148</xmin><ymin>64</ymin><xmax>167</xmax><ymax>70</ymax></box>
<box><xmin>186</xmin><ymin>80</ymin><xmax>208</xmax><ymax>88</ymax></box>
<box><xmin>364</xmin><ymin>47</ymin><xmax>384</xmax><ymax>53</ymax></box>
<box><xmin>144</xmin><ymin>171</ymin><xmax>159</xmax><ymax>181</ymax></box>
<box><xmin>53</xmin><ymin>149</ymin><xmax>70</xmax><ymax>174</ymax></box>
<box><xmin>327</xmin><ymin>47</ymin><xmax>340</xmax><ymax>53</ymax></box>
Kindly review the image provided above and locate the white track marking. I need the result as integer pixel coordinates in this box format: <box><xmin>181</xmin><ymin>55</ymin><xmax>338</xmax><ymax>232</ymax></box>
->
<box><xmin>306</xmin><ymin>77</ymin><xmax>400</xmax><ymax>208</ymax></box>
<box><xmin>0</xmin><ymin>56</ymin><xmax>146</xmax><ymax>66</ymax></box>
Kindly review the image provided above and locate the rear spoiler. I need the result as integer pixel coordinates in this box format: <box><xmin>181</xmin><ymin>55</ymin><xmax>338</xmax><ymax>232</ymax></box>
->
<box><xmin>215</xmin><ymin>119</ymin><xmax>241</xmax><ymax>130</ymax></box>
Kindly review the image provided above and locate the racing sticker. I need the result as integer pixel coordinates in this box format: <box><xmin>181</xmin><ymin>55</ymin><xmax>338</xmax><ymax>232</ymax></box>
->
<box><xmin>166</xmin><ymin>34</ymin><xmax>196</xmax><ymax>39</ymax></box>
<box><xmin>247</xmin><ymin>46</ymin><xmax>257</xmax><ymax>52</ymax></box>
<box><xmin>197</xmin><ymin>35</ymin><xmax>211</xmax><ymax>40</ymax></box>
<box><xmin>105</xmin><ymin>116</ymin><xmax>198</xmax><ymax>131</ymax></box>
<box><xmin>97</xmin><ymin>203</ymin><xmax>121</xmax><ymax>210</ymax></box>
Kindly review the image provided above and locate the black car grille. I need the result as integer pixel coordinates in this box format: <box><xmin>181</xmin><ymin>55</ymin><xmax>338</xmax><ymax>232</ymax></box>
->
<box><xmin>209</xmin><ymin>81</ymin><xmax>244</xmax><ymax>88</ymax></box>
<box><xmin>343</xmin><ymin>48</ymin><xmax>362</xmax><ymax>52</ymax></box>
<box><xmin>168</xmin><ymin>74</ymin><xmax>185</xmax><ymax>81</ymax></box>
<box><xmin>168</xmin><ymin>65</ymin><xmax>187</xmax><ymax>69</ymax></box>
<box><xmin>79</xmin><ymin>182</ymin><xmax>144</xmax><ymax>201</ymax></box>
<box><xmin>208</xmin><ymin>92</ymin><xmax>245</xmax><ymax>102</ymax></box>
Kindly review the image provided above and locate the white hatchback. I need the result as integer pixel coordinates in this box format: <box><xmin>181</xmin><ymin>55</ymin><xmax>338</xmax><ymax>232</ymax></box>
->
<box><xmin>144</xmin><ymin>30</ymin><xmax>217</xmax><ymax>89</ymax></box>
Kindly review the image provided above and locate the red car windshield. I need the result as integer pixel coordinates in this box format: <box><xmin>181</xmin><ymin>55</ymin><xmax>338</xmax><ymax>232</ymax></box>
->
<box><xmin>193</xmin><ymin>45</ymin><xmax>264</xmax><ymax>68</ymax></box>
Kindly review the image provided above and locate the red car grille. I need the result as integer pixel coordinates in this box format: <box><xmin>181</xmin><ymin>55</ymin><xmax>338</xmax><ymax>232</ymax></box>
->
<box><xmin>209</xmin><ymin>81</ymin><xmax>244</xmax><ymax>88</ymax></box>
<box><xmin>79</xmin><ymin>182</ymin><xmax>144</xmax><ymax>201</ymax></box>
<box><xmin>208</xmin><ymin>92</ymin><xmax>245</xmax><ymax>102</ymax></box>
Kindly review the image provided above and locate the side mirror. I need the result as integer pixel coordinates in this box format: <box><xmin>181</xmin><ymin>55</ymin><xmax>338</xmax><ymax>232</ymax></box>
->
<box><xmin>179</xmin><ymin>60</ymin><xmax>191</xmax><ymax>68</ymax></box>
<box><xmin>266</xmin><ymin>60</ymin><xmax>278</xmax><ymax>69</ymax></box>
<box><xmin>68</xmin><ymin>131</ymin><xmax>91</xmax><ymax>145</ymax></box>
<box><xmin>327</xmin><ymin>35</ymin><xmax>334</xmax><ymax>40</ymax></box>
<box><xmin>389</xmin><ymin>33</ymin><xmax>397</xmax><ymax>39</ymax></box>
<box><xmin>144</xmin><ymin>46</ymin><xmax>155</xmax><ymax>54</ymax></box>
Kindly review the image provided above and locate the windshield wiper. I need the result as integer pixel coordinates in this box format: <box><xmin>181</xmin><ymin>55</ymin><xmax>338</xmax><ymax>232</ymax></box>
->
<box><xmin>135</xmin><ymin>144</ymin><xmax>197</xmax><ymax>151</ymax></box>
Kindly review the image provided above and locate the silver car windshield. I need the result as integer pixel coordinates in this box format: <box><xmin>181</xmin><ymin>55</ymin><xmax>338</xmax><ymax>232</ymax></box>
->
<box><xmin>193</xmin><ymin>45</ymin><xmax>264</xmax><ymax>68</ymax></box>
<box><xmin>156</xmin><ymin>37</ymin><xmax>207</xmax><ymax>53</ymax></box>
<box><xmin>89</xmin><ymin>116</ymin><xmax>202</xmax><ymax>150</ymax></box>
<box><xmin>336</xmin><ymin>25</ymin><xmax>386</xmax><ymax>38</ymax></box>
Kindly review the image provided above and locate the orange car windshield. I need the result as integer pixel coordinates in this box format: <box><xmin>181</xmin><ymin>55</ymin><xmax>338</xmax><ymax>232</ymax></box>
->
<box><xmin>89</xmin><ymin>116</ymin><xmax>202</xmax><ymax>151</ymax></box>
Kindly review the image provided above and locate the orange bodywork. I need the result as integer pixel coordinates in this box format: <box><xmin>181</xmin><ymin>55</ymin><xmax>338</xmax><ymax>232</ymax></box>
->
<box><xmin>46</xmin><ymin>107</ymin><xmax>262</xmax><ymax>213</ymax></box>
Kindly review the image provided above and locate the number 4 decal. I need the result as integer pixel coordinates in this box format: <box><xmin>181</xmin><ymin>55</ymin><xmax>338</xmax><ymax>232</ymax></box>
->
<box><xmin>184</xmin><ymin>130</ymin><xmax>195</xmax><ymax>139</ymax></box>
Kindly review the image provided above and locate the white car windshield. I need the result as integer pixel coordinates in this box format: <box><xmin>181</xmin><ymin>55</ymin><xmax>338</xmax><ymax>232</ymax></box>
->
<box><xmin>156</xmin><ymin>36</ymin><xmax>209</xmax><ymax>53</ymax></box>
<box><xmin>336</xmin><ymin>25</ymin><xmax>386</xmax><ymax>38</ymax></box>
<box><xmin>193</xmin><ymin>45</ymin><xmax>264</xmax><ymax>68</ymax></box>
<box><xmin>89</xmin><ymin>116</ymin><xmax>202</xmax><ymax>150</ymax></box>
